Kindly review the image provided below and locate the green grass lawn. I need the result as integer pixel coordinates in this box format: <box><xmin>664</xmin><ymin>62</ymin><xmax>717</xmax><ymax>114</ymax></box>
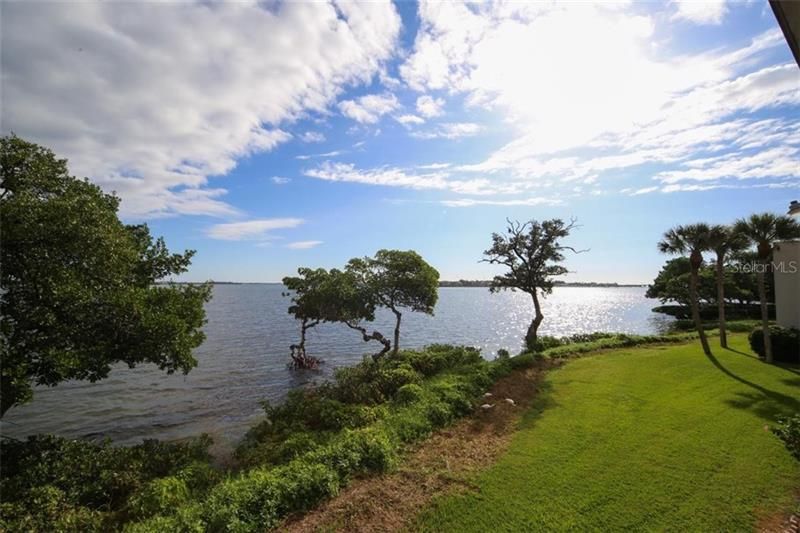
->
<box><xmin>416</xmin><ymin>334</ymin><xmax>800</xmax><ymax>532</ymax></box>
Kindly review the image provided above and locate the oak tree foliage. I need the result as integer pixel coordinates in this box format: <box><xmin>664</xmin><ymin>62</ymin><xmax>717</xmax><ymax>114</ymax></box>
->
<box><xmin>0</xmin><ymin>135</ymin><xmax>211</xmax><ymax>416</ymax></box>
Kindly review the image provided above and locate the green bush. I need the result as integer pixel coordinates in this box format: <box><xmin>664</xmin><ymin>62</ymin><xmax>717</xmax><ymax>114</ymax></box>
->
<box><xmin>308</xmin><ymin>427</ymin><xmax>397</xmax><ymax>478</ymax></box>
<box><xmin>531</xmin><ymin>335</ymin><xmax>563</xmax><ymax>352</ymax></box>
<box><xmin>748</xmin><ymin>326</ymin><xmax>800</xmax><ymax>364</ymax></box>
<box><xmin>541</xmin><ymin>332</ymin><xmax>698</xmax><ymax>359</ymax></box>
<box><xmin>401</xmin><ymin>345</ymin><xmax>483</xmax><ymax>377</ymax></box>
<box><xmin>0</xmin><ymin>485</ymin><xmax>105</xmax><ymax>532</ymax></box>
<box><xmin>0</xmin><ymin>434</ymin><xmax>212</xmax><ymax>532</ymax></box>
<box><xmin>509</xmin><ymin>353</ymin><xmax>540</xmax><ymax>370</ymax></box>
<box><xmin>772</xmin><ymin>414</ymin><xmax>800</xmax><ymax>461</ymax></box>
<box><xmin>395</xmin><ymin>383</ymin><xmax>424</xmax><ymax>405</ymax></box>
<box><xmin>126</xmin><ymin>476</ymin><xmax>191</xmax><ymax>520</ymax></box>
<box><xmin>202</xmin><ymin>461</ymin><xmax>340</xmax><ymax>531</ymax></box>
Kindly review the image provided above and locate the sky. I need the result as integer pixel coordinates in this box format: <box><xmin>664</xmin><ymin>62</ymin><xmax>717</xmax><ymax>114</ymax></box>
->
<box><xmin>3</xmin><ymin>0</ymin><xmax>799</xmax><ymax>283</ymax></box>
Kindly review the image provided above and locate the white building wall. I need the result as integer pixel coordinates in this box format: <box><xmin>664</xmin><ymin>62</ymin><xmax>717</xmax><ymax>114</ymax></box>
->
<box><xmin>773</xmin><ymin>240</ymin><xmax>800</xmax><ymax>329</ymax></box>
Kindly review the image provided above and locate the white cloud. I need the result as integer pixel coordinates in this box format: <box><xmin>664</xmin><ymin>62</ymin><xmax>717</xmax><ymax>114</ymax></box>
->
<box><xmin>671</xmin><ymin>0</ymin><xmax>728</xmax><ymax>25</ymax></box>
<box><xmin>654</xmin><ymin>146</ymin><xmax>800</xmax><ymax>184</ymax></box>
<box><xmin>286</xmin><ymin>240</ymin><xmax>323</xmax><ymax>249</ymax></box>
<box><xmin>295</xmin><ymin>150</ymin><xmax>345</xmax><ymax>160</ymax></box>
<box><xmin>417</xmin><ymin>162</ymin><xmax>451</xmax><ymax>169</ymax></box>
<box><xmin>271</xmin><ymin>176</ymin><xmax>292</xmax><ymax>185</ymax></box>
<box><xmin>629</xmin><ymin>186</ymin><xmax>659</xmax><ymax>196</ymax></box>
<box><xmin>441</xmin><ymin>197</ymin><xmax>562</xmax><ymax>207</ymax></box>
<box><xmin>207</xmin><ymin>218</ymin><xmax>304</xmax><ymax>241</ymax></box>
<box><xmin>304</xmin><ymin>161</ymin><xmax>508</xmax><ymax>195</ymax></box>
<box><xmin>338</xmin><ymin>93</ymin><xmax>399</xmax><ymax>124</ymax></box>
<box><xmin>300</xmin><ymin>131</ymin><xmax>326</xmax><ymax>143</ymax></box>
<box><xmin>416</xmin><ymin>95</ymin><xmax>445</xmax><ymax>118</ymax></box>
<box><xmin>2</xmin><ymin>1</ymin><xmax>400</xmax><ymax>217</ymax></box>
<box><xmin>396</xmin><ymin>114</ymin><xmax>426</xmax><ymax>125</ymax></box>
<box><xmin>411</xmin><ymin>122</ymin><xmax>481</xmax><ymax>140</ymax></box>
<box><xmin>660</xmin><ymin>181</ymin><xmax>799</xmax><ymax>193</ymax></box>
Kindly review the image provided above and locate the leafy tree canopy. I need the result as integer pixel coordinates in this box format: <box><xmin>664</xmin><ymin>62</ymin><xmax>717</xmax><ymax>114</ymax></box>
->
<box><xmin>346</xmin><ymin>249</ymin><xmax>439</xmax><ymax>315</ymax></box>
<box><xmin>346</xmin><ymin>249</ymin><xmax>439</xmax><ymax>354</ymax></box>
<box><xmin>0</xmin><ymin>135</ymin><xmax>211</xmax><ymax>416</ymax></box>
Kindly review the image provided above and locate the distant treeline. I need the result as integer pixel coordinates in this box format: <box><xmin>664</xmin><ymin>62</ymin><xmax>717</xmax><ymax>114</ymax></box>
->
<box><xmin>439</xmin><ymin>280</ymin><xmax>645</xmax><ymax>288</ymax></box>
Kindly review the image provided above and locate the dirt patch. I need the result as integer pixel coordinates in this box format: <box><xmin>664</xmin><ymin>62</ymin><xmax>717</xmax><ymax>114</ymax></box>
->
<box><xmin>280</xmin><ymin>360</ymin><xmax>559</xmax><ymax>532</ymax></box>
<box><xmin>757</xmin><ymin>490</ymin><xmax>800</xmax><ymax>533</ymax></box>
<box><xmin>759</xmin><ymin>511</ymin><xmax>799</xmax><ymax>533</ymax></box>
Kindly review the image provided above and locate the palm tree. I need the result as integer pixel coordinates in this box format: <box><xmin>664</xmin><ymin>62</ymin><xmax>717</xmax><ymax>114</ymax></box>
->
<box><xmin>734</xmin><ymin>213</ymin><xmax>800</xmax><ymax>363</ymax></box>
<box><xmin>658</xmin><ymin>223</ymin><xmax>713</xmax><ymax>356</ymax></box>
<box><xmin>707</xmin><ymin>225</ymin><xmax>748</xmax><ymax>349</ymax></box>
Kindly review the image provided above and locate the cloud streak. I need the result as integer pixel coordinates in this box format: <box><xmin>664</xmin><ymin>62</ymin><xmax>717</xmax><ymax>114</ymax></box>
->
<box><xmin>286</xmin><ymin>240</ymin><xmax>323</xmax><ymax>249</ymax></box>
<box><xmin>207</xmin><ymin>218</ymin><xmax>304</xmax><ymax>241</ymax></box>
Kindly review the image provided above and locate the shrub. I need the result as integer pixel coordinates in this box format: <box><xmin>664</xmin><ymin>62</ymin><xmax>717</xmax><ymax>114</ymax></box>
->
<box><xmin>749</xmin><ymin>326</ymin><xmax>800</xmax><ymax>363</ymax></box>
<box><xmin>401</xmin><ymin>345</ymin><xmax>483</xmax><ymax>377</ymax></box>
<box><xmin>541</xmin><ymin>332</ymin><xmax>697</xmax><ymax>359</ymax></box>
<box><xmin>509</xmin><ymin>353</ymin><xmax>540</xmax><ymax>370</ymax></box>
<box><xmin>531</xmin><ymin>335</ymin><xmax>563</xmax><ymax>352</ymax></box>
<box><xmin>123</xmin><ymin>506</ymin><xmax>205</xmax><ymax>533</ymax></box>
<box><xmin>395</xmin><ymin>383</ymin><xmax>424</xmax><ymax>405</ymax></box>
<box><xmin>0</xmin><ymin>434</ymin><xmax>212</xmax><ymax>514</ymax></box>
<box><xmin>126</xmin><ymin>476</ymin><xmax>190</xmax><ymax>520</ymax></box>
<box><xmin>202</xmin><ymin>461</ymin><xmax>340</xmax><ymax>531</ymax></box>
<box><xmin>309</xmin><ymin>427</ymin><xmax>397</xmax><ymax>478</ymax></box>
<box><xmin>772</xmin><ymin>414</ymin><xmax>800</xmax><ymax>461</ymax></box>
<box><xmin>388</xmin><ymin>409</ymin><xmax>434</xmax><ymax>443</ymax></box>
<box><xmin>0</xmin><ymin>485</ymin><xmax>105</xmax><ymax>532</ymax></box>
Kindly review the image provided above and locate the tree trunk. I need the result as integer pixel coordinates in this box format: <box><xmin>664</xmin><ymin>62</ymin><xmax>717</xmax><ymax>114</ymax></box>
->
<box><xmin>391</xmin><ymin>309</ymin><xmax>402</xmax><ymax>356</ymax></box>
<box><xmin>289</xmin><ymin>318</ymin><xmax>321</xmax><ymax>369</ymax></box>
<box><xmin>345</xmin><ymin>322</ymin><xmax>392</xmax><ymax>361</ymax></box>
<box><xmin>690</xmin><ymin>266</ymin><xmax>712</xmax><ymax>356</ymax></box>
<box><xmin>757</xmin><ymin>267</ymin><xmax>772</xmax><ymax>363</ymax></box>
<box><xmin>0</xmin><ymin>375</ymin><xmax>15</xmax><ymax>418</ymax></box>
<box><xmin>716</xmin><ymin>256</ymin><xmax>727</xmax><ymax>348</ymax></box>
<box><xmin>526</xmin><ymin>291</ymin><xmax>545</xmax><ymax>351</ymax></box>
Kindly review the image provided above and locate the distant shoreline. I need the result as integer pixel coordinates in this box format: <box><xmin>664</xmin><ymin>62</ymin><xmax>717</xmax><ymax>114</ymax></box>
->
<box><xmin>158</xmin><ymin>281</ymin><xmax>647</xmax><ymax>288</ymax></box>
<box><xmin>438</xmin><ymin>280</ymin><xmax>647</xmax><ymax>288</ymax></box>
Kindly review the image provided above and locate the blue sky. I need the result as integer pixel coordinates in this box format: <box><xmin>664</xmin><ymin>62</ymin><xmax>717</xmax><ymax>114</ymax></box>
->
<box><xmin>3</xmin><ymin>1</ymin><xmax>799</xmax><ymax>283</ymax></box>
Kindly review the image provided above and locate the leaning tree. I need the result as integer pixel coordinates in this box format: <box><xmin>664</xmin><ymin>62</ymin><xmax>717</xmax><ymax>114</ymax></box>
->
<box><xmin>658</xmin><ymin>223</ymin><xmax>713</xmax><ymax>356</ymax></box>
<box><xmin>482</xmin><ymin>218</ymin><xmax>581</xmax><ymax>352</ymax></box>
<box><xmin>346</xmin><ymin>249</ymin><xmax>439</xmax><ymax>356</ymax></box>
<box><xmin>282</xmin><ymin>267</ymin><xmax>391</xmax><ymax>367</ymax></box>
<box><xmin>282</xmin><ymin>268</ymin><xmax>334</xmax><ymax>369</ymax></box>
<box><xmin>707</xmin><ymin>224</ymin><xmax>748</xmax><ymax>348</ymax></box>
<box><xmin>734</xmin><ymin>213</ymin><xmax>800</xmax><ymax>363</ymax></box>
<box><xmin>0</xmin><ymin>135</ymin><xmax>211</xmax><ymax>417</ymax></box>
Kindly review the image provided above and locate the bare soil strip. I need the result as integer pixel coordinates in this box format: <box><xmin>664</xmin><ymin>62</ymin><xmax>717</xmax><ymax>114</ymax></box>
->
<box><xmin>281</xmin><ymin>361</ymin><xmax>557</xmax><ymax>532</ymax></box>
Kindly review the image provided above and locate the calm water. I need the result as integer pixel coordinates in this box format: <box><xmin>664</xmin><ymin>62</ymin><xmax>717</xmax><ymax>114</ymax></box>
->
<box><xmin>1</xmin><ymin>285</ymin><xmax>671</xmax><ymax>452</ymax></box>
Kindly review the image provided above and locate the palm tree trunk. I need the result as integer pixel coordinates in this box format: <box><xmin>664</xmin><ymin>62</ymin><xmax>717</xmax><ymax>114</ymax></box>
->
<box><xmin>391</xmin><ymin>309</ymin><xmax>402</xmax><ymax>356</ymax></box>
<box><xmin>526</xmin><ymin>291</ymin><xmax>545</xmax><ymax>351</ymax></box>
<box><xmin>690</xmin><ymin>266</ymin><xmax>711</xmax><ymax>356</ymax></box>
<box><xmin>757</xmin><ymin>267</ymin><xmax>772</xmax><ymax>362</ymax></box>
<box><xmin>715</xmin><ymin>257</ymin><xmax>727</xmax><ymax>348</ymax></box>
